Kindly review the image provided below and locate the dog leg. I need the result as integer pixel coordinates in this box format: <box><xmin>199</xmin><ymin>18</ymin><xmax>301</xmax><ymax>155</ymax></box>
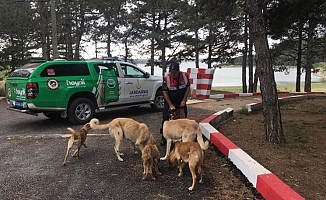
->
<box><xmin>72</xmin><ymin>146</ymin><xmax>81</xmax><ymax>158</ymax></box>
<box><xmin>154</xmin><ymin>159</ymin><xmax>161</xmax><ymax>176</ymax></box>
<box><xmin>177</xmin><ymin>160</ymin><xmax>185</xmax><ymax>177</ymax></box>
<box><xmin>188</xmin><ymin>165</ymin><xmax>197</xmax><ymax>191</ymax></box>
<box><xmin>131</xmin><ymin>142</ymin><xmax>139</xmax><ymax>155</ymax></box>
<box><xmin>114</xmin><ymin>139</ymin><xmax>124</xmax><ymax>162</ymax></box>
<box><xmin>114</xmin><ymin>134</ymin><xmax>123</xmax><ymax>162</ymax></box>
<box><xmin>72</xmin><ymin>141</ymin><xmax>82</xmax><ymax>157</ymax></box>
<box><xmin>63</xmin><ymin>140</ymin><xmax>74</xmax><ymax>166</ymax></box>
<box><xmin>160</xmin><ymin>139</ymin><xmax>172</xmax><ymax>160</ymax></box>
<box><xmin>148</xmin><ymin>160</ymin><xmax>156</xmax><ymax>180</ymax></box>
<box><xmin>142</xmin><ymin>161</ymin><xmax>148</xmax><ymax>180</ymax></box>
<box><xmin>198</xmin><ymin>162</ymin><xmax>204</xmax><ymax>184</ymax></box>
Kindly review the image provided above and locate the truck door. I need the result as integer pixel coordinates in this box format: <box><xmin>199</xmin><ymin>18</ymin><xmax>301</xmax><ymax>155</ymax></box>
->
<box><xmin>94</xmin><ymin>64</ymin><xmax>120</xmax><ymax>105</ymax></box>
<box><xmin>102</xmin><ymin>69</ymin><xmax>119</xmax><ymax>103</ymax></box>
<box><xmin>119</xmin><ymin>63</ymin><xmax>153</xmax><ymax>103</ymax></box>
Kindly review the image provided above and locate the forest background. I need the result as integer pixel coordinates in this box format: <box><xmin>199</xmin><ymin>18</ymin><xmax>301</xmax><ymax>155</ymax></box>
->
<box><xmin>0</xmin><ymin>0</ymin><xmax>326</xmax><ymax>91</ymax></box>
<box><xmin>1</xmin><ymin>0</ymin><xmax>326</xmax><ymax>144</ymax></box>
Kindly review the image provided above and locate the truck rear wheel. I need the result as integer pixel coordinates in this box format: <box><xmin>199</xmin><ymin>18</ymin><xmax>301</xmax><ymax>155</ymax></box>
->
<box><xmin>68</xmin><ymin>98</ymin><xmax>95</xmax><ymax>124</ymax></box>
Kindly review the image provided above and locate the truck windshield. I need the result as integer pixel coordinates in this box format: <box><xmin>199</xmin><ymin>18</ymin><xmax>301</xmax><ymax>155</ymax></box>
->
<box><xmin>9</xmin><ymin>63</ymin><xmax>43</xmax><ymax>78</ymax></box>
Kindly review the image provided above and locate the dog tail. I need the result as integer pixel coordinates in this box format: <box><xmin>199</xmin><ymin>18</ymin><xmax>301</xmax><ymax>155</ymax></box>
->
<box><xmin>89</xmin><ymin>118</ymin><xmax>110</xmax><ymax>130</ymax></box>
<box><xmin>196</xmin><ymin>127</ymin><xmax>209</xmax><ymax>150</ymax></box>
<box><xmin>67</xmin><ymin>127</ymin><xmax>78</xmax><ymax>139</ymax></box>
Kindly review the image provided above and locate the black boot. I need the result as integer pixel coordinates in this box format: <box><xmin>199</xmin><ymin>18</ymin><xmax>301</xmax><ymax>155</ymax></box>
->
<box><xmin>160</xmin><ymin>128</ymin><xmax>166</xmax><ymax>146</ymax></box>
<box><xmin>160</xmin><ymin>135</ymin><xmax>167</xmax><ymax>146</ymax></box>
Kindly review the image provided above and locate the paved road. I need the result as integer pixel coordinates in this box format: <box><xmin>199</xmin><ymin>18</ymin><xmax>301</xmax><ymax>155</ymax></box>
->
<box><xmin>0</xmin><ymin>100</ymin><xmax>262</xmax><ymax>200</ymax></box>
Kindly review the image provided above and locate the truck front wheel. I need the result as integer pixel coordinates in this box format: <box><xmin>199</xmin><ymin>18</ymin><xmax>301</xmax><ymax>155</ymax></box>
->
<box><xmin>68</xmin><ymin>98</ymin><xmax>95</xmax><ymax>124</ymax></box>
<box><xmin>150</xmin><ymin>89</ymin><xmax>164</xmax><ymax>111</ymax></box>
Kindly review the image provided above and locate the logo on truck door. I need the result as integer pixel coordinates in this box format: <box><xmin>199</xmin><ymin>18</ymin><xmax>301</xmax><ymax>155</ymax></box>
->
<box><xmin>107</xmin><ymin>79</ymin><xmax>116</xmax><ymax>88</ymax></box>
<box><xmin>47</xmin><ymin>79</ymin><xmax>60</xmax><ymax>90</ymax></box>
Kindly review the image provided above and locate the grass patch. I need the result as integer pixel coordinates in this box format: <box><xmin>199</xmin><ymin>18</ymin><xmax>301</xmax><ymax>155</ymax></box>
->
<box><xmin>222</xmin><ymin>157</ymin><xmax>233</xmax><ymax>167</ymax></box>
<box><xmin>238</xmin><ymin>107</ymin><xmax>249</xmax><ymax>115</ymax></box>
<box><xmin>212</xmin><ymin>81</ymin><xmax>326</xmax><ymax>93</ymax></box>
<box><xmin>284</xmin><ymin>122</ymin><xmax>308</xmax><ymax>144</ymax></box>
<box><xmin>288</xmin><ymin>161</ymin><xmax>308</xmax><ymax>169</ymax></box>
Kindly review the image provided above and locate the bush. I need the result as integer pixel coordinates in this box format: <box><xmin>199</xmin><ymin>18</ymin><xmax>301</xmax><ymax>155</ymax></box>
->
<box><xmin>238</xmin><ymin>107</ymin><xmax>249</xmax><ymax>115</ymax></box>
<box><xmin>0</xmin><ymin>85</ymin><xmax>5</xmax><ymax>96</ymax></box>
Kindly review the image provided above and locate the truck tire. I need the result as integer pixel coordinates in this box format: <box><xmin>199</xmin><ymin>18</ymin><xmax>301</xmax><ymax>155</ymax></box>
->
<box><xmin>68</xmin><ymin>98</ymin><xmax>95</xmax><ymax>124</ymax></box>
<box><xmin>150</xmin><ymin>89</ymin><xmax>164</xmax><ymax>111</ymax></box>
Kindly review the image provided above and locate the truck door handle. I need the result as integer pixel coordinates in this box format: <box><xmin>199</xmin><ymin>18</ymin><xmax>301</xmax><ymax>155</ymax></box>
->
<box><xmin>125</xmin><ymin>82</ymin><xmax>133</xmax><ymax>85</ymax></box>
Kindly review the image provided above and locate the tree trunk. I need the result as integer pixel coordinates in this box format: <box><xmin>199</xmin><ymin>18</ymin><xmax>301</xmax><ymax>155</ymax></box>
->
<box><xmin>304</xmin><ymin>20</ymin><xmax>314</xmax><ymax>92</ymax></box>
<box><xmin>248</xmin><ymin>25</ymin><xmax>254</xmax><ymax>92</ymax></box>
<box><xmin>207</xmin><ymin>24</ymin><xmax>213</xmax><ymax>69</ymax></box>
<box><xmin>296</xmin><ymin>20</ymin><xmax>303</xmax><ymax>92</ymax></box>
<box><xmin>124</xmin><ymin>41</ymin><xmax>128</xmax><ymax>62</ymax></box>
<box><xmin>151</xmin><ymin>10</ymin><xmax>156</xmax><ymax>76</ymax></box>
<box><xmin>247</xmin><ymin>0</ymin><xmax>285</xmax><ymax>145</ymax></box>
<box><xmin>74</xmin><ymin>7</ymin><xmax>85</xmax><ymax>60</ymax></box>
<box><xmin>38</xmin><ymin>1</ymin><xmax>48</xmax><ymax>60</ymax></box>
<box><xmin>66</xmin><ymin>13</ymin><xmax>73</xmax><ymax>60</ymax></box>
<box><xmin>242</xmin><ymin>15</ymin><xmax>248</xmax><ymax>93</ymax></box>
<box><xmin>50</xmin><ymin>0</ymin><xmax>58</xmax><ymax>59</ymax></box>
<box><xmin>195</xmin><ymin>29</ymin><xmax>199</xmax><ymax>68</ymax></box>
<box><xmin>106</xmin><ymin>35</ymin><xmax>111</xmax><ymax>57</ymax></box>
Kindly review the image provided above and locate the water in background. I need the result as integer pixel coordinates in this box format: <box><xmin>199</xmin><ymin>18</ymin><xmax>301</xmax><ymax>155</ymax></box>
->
<box><xmin>137</xmin><ymin>61</ymin><xmax>324</xmax><ymax>87</ymax></box>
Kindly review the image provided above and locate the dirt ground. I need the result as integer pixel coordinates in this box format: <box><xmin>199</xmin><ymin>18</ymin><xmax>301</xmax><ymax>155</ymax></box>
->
<box><xmin>192</xmin><ymin>95</ymin><xmax>326</xmax><ymax>200</ymax></box>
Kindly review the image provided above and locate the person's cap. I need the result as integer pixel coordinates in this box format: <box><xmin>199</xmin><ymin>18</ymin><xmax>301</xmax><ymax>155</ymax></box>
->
<box><xmin>169</xmin><ymin>62</ymin><xmax>180</xmax><ymax>73</ymax></box>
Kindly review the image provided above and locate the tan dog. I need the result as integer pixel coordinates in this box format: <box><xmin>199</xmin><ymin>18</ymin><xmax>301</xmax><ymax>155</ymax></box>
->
<box><xmin>63</xmin><ymin>123</ymin><xmax>91</xmax><ymax>166</ymax></box>
<box><xmin>167</xmin><ymin>141</ymin><xmax>204</xmax><ymax>191</ymax></box>
<box><xmin>160</xmin><ymin>118</ymin><xmax>209</xmax><ymax>160</ymax></box>
<box><xmin>141</xmin><ymin>144</ymin><xmax>161</xmax><ymax>181</ymax></box>
<box><xmin>90</xmin><ymin>118</ymin><xmax>156</xmax><ymax>162</ymax></box>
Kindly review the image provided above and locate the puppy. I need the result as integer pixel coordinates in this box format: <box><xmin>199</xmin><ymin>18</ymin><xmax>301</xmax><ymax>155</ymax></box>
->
<box><xmin>141</xmin><ymin>144</ymin><xmax>161</xmax><ymax>181</ymax></box>
<box><xmin>167</xmin><ymin>141</ymin><xmax>204</xmax><ymax>191</ymax></box>
<box><xmin>63</xmin><ymin>123</ymin><xmax>91</xmax><ymax>166</ymax></box>
<box><xmin>160</xmin><ymin>119</ymin><xmax>209</xmax><ymax>160</ymax></box>
<box><xmin>90</xmin><ymin>118</ymin><xmax>156</xmax><ymax>162</ymax></box>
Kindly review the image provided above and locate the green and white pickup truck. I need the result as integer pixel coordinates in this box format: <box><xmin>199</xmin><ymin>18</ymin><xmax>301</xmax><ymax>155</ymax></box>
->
<box><xmin>5</xmin><ymin>58</ymin><xmax>163</xmax><ymax>124</ymax></box>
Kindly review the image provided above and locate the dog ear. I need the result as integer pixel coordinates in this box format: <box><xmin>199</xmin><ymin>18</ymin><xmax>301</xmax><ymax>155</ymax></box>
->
<box><xmin>86</xmin><ymin>123</ymin><xmax>91</xmax><ymax>128</ymax></box>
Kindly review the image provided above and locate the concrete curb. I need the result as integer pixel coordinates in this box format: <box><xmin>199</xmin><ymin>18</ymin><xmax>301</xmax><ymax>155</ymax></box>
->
<box><xmin>209</xmin><ymin>91</ymin><xmax>325</xmax><ymax>100</ymax></box>
<box><xmin>197</xmin><ymin>93</ymin><xmax>326</xmax><ymax>200</ymax></box>
<box><xmin>246</xmin><ymin>93</ymin><xmax>326</xmax><ymax>113</ymax></box>
<box><xmin>209</xmin><ymin>91</ymin><xmax>290</xmax><ymax>99</ymax></box>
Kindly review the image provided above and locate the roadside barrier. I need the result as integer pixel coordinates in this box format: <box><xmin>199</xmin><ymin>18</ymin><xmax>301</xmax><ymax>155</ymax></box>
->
<box><xmin>187</xmin><ymin>68</ymin><xmax>215</xmax><ymax>99</ymax></box>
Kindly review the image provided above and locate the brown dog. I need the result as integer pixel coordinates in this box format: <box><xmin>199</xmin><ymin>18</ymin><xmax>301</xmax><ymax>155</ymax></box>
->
<box><xmin>167</xmin><ymin>141</ymin><xmax>204</xmax><ymax>191</ymax></box>
<box><xmin>160</xmin><ymin>118</ymin><xmax>209</xmax><ymax>160</ymax></box>
<box><xmin>62</xmin><ymin>123</ymin><xmax>91</xmax><ymax>166</ymax></box>
<box><xmin>90</xmin><ymin>118</ymin><xmax>156</xmax><ymax>162</ymax></box>
<box><xmin>141</xmin><ymin>144</ymin><xmax>161</xmax><ymax>181</ymax></box>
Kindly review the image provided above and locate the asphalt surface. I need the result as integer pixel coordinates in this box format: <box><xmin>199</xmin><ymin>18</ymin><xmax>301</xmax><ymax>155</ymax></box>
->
<box><xmin>0</xmin><ymin>100</ymin><xmax>257</xmax><ymax>200</ymax></box>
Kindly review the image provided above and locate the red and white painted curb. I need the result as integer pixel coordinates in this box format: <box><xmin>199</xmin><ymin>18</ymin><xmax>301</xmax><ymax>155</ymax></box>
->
<box><xmin>210</xmin><ymin>91</ymin><xmax>325</xmax><ymax>100</ymax></box>
<box><xmin>210</xmin><ymin>91</ymin><xmax>290</xmax><ymax>99</ymax></box>
<box><xmin>197</xmin><ymin>93</ymin><xmax>326</xmax><ymax>200</ymax></box>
